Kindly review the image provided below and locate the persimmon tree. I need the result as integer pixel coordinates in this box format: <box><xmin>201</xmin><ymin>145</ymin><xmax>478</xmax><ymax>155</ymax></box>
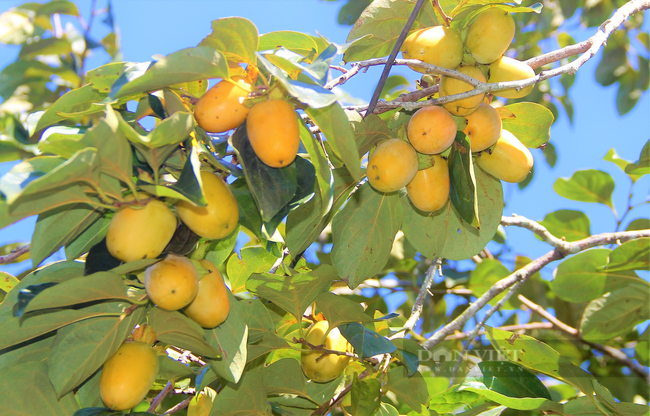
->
<box><xmin>0</xmin><ymin>0</ymin><xmax>648</xmax><ymax>415</ymax></box>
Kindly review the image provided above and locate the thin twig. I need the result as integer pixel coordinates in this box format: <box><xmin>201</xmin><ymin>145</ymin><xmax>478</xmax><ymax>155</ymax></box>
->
<box><xmin>518</xmin><ymin>295</ymin><xmax>650</xmax><ymax>384</ymax></box>
<box><xmin>432</xmin><ymin>0</ymin><xmax>452</xmax><ymax>26</ymax></box>
<box><xmin>501</xmin><ymin>215</ymin><xmax>572</xmax><ymax>251</ymax></box>
<box><xmin>365</xmin><ymin>0</ymin><xmax>428</xmax><ymax>115</ymax></box>
<box><xmin>148</xmin><ymin>381</ymin><xmax>174</xmax><ymax>413</ymax></box>
<box><xmin>162</xmin><ymin>396</ymin><xmax>193</xmax><ymax>415</ymax></box>
<box><xmin>293</xmin><ymin>337</ymin><xmax>378</xmax><ymax>364</ymax></box>
<box><xmin>310</xmin><ymin>370</ymin><xmax>369</xmax><ymax>415</ymax></box>
<box><xmin>0</xmin><ymin>244</ymin><xmax>30</xmax><ymax>264</ymax></box>
<box><xmin>422</xmin><ymin>228</ymin><xmax>650</xmax><ymax>350</ymax></box>
<box><xmin>443</xmin><ymin>322</ymin><xmax>554</xmax><ymax>340</ymax></box>
<box><xmin>269</xmin><ymin>248</ymin><xmax>290</xmax><ymax>274</ymax></box>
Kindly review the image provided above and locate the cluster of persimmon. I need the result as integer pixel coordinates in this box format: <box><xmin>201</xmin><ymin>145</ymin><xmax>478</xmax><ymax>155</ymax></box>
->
<box><xmin>194</xmin><ymin>67</ymin><xmax>300</xmax><ymax>168</ymax></box>
<box><xmin>369</xmin><ymin>7</ymin><xmax>534</xmax><ymax>211</ymax></box>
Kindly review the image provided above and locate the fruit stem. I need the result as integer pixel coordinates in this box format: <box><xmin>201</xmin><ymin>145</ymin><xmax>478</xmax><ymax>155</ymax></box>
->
<box><xmin>432</xmin><ymin>0</ymin><xmax>452</xmax><ymax>26</ymax></box>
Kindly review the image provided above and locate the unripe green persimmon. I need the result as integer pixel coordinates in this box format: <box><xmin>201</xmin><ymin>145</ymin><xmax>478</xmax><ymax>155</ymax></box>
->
<box><xmin>487</xmin><ymin>57</ymin><xmax>536</xmax><ymax>98</ymax></box>
<box><xmin>301</xmin><ymin>320</ymin><xmax>351</xmax><ymax>383</ymax></box>
<box><xmin>106</xmin><ymin>194</ymin><xmax>177</xmax><ymax>263</ymax></box>
<box><xmin>439</xmin><ymin>65</ymin><xmax>486</xmax><ymax>116</ymax></box>
<box><xmin>401</xmin><ymin>26</ymin><xmax>463</xmax><ymax>72</ymax></box>
<box><xmin>463</xmin><ymin>103</ymin><xmax>502</xmax><ymax>152</ymax></box>
<box><xmin>184</xmin><ymin>260</ymin><xmax>231</xmax><ymax>328</ymax></box>
<box><xmin>176</xmin><ymin>171</ymin><xmax>239</xmax><ymax>240</ymax></box>
<box><xmin>100</xmin><ymin>341</ymin><xmax>159</xmax><ymax>411</ymax></box>
<box><xmin>476</xmin><ymin>129</ymin><xmax>533</xmax><ymax>183</ymax></box>
<box><xmin>194</xmin><ymin>76</ymin><xmax>253</xmax><ymax>133</ymax></box>
<box><xmin>246</xmin><ymin>99</ymin><xmax>300</xmax><ymax>168</ymax></box>
<box><xmin>406</xmin><ymin>155</ymin><xmax>450</xmax><ymax>212</ymax></box>
<box><xmin>407</xmin><ymin>106</ymin><xmax>457</xmax><ymax>154</ymax></box>
<box><xmin>145</xmin><ymin>254</ymin><xmax>199</xmax><ymax>311</ymax></box>
<box><xmin>466</xmin><ymin>8</ymin><xmax>515</xmax><ymax>64</ymax></box>
<box><xmin>368</xmin><ymin>139</ymin><xmax>419</xmax><ymax>193</ymax></box>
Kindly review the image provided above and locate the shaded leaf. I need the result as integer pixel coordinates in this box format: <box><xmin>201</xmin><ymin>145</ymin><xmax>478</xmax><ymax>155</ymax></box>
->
<box><xmin>263</xmin><ymin>358</ymin><xmax>310</xmax><ymax>397</ymax></box>
<box><xmin>448</xmin><ymin>132</ymin><xmax>479</xmax><ymax>229</ymax></box>
<box><xmin>539</xmin><ymin>209</ymin><xmax>591</xmax><ymax>242</ymax></box>
<box><xmin>386</xmin><ymin>366</ymin><xmax>429</xmax><ymax>412</ymax></box>
<box><xmin>339</xmin><ymin>322</ymin><xmax>396</xmax><ymax>358</ymax></box>
<box><xmin>149</xmin><ymin>307</ymin><xmax>221</xmax><ymax>358</ymax></box>
<box><xmin>352</xmin><ymin>376</ymin><xmax>382</xmax><ymax>416</ymax></box>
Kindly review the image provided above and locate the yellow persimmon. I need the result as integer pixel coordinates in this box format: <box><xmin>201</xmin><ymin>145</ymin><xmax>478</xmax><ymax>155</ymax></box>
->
<box><xmin>407</xmin><ymin>106</ymin><xmax>457</xmax><ymax>154</ymax></box>
<box><xmin>301</xmin><ymin>320</ymin><xmax>352</xmax><ymax>383</ymax></box>
<box><xmin>476</xmin><ymin>129</ymin><xmax>533</xmax><ymax>183</ymax></box>
<box><xmin>194</xmin><ymin>76</ymin><xmax>253</xmax><ymax>133</ymax></box>
<box><xmin>246</xmin><ymin>99</ymin><xmax>300</xmax><ymax>168</ymax></box>
<box><xmin>144</xmin><ymin>254</ymin><xmax>199</xmax><ymax>311</ymax></box>
<box><xmin>184</xmin><ymin>259</ymin><xmax>231</xmax><ymax>328</ymax></box>
<box><xmin>367</xmin><ymin>139</ymin><xmax>419</xmax><ymax>193</ymax></box>
<box><xmin>406</xmin><ymin>155</ymin><xmax>450</xmax><ymax>212</ymax></box>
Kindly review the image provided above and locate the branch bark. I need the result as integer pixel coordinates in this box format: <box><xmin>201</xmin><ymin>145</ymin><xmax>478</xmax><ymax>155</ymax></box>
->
<box><xmin>0</xmin><ymin>244</ymin><xmax>30</xmax><ymax>265</ymax></box>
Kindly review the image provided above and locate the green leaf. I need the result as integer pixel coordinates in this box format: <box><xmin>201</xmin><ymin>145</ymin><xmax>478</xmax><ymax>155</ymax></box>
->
<box><xmin>286</xmin><ymin>168</ymin><xmax>356</xmax><ymax>256</ymax></box>
<box><xmin>247</xmin><ymin>332</ymin><xmax>290</xmax><ymax>362</ymax></box>
<box><xmin>636</xmin><ymin>327</ymin><xmax>649</xmax><ymax>366</ymax></box>
<box><xmin>111</xmin><ymin>47</ymin><xmax>229</xmax><ymax>99</ymax></box>
<box><xmin>539</xmin><ymin>209</ymin><xmax>591</xmax><ymax>242</ymax></box>
<box><xmin>229</xmin><ymin>179</ymin><xmax>264</xmax><ymax>238</ymax></box>
<box><xmin>339</xmin><ymin>323</ymin><xmax>396</xmax><ymax>358</ymax></box>
<box><xmin>332</xmin><ymin>184</ymin><xmax>403</xmax><ymax>288</ymax></box>
<box><xmin>198</xmin><ymin>17</ymin><xmax>259</xmax><ymax>65</ymax></box>
<box><xmin>377</xmin><ymin>403</ymin><xmax>400</xmax><ymax>416</ymax></box>
<box><xmin>402</xmin><ymin>166</ymin><xmax>503</xmax><ymax>261</ymax></box>
<box><xmin>169</xmin><ymin>145</ymin><xmax>206</xmax><ymax>206</ymax></box>
<box><xmin>554</xmin><ymin>169</ymin><xmax>615</xmax><ymax>209</ymax></box>
<box><xmin>448</xmin><ymin>132</ymin><xmax>479</xmax><ymax>229</ymax></box>
<box><xmin>551</xmin><ymin>249</ymin><xmax>642</xmax><ymax>303</ymax></box>
<box><xmin>625</xmin><ymin>139</ymin><xmax>650</xmax><ymax>177</ymax></box>
<box><xmin>580</xmin><ymin>282</ymin><xmax>650</xmax><ymax>342</ymax></box>
<box><xmin>627</xmin><ymin>218</ymin><xmax>650</xmax><ymax>231</ymax></box>
<box><xmin>606</xmin><ymin>237</ymin><xmax>650</xmax><ymax>272</ymax></box>
<box><xmin>352</xmin><ymin>376</ymin><xmax>382</xmax><ymax>416</ymax></box>
<box><xmin>246</xmin><ymin>265</ymin><xmax>336</xmax><ymax>322</ymax></box>
<box><xmin>350</xmin><ymin>113</ymin><xmax>391</xmax><ymax>156</ymax></box>
<box><xmin>258</xmin><ymin>31</ymin><xmax>319</xmax><ymax>56</ymax></box>
<box><xmin>392</xmin><ymin>338</ymin><xmax>424</xmax><ymax>377</ymax></box>
<box><xmin>0</xmin><ymin>361</ymin><xmax>79</xmax><ymax>415</ymax></box>
<box><xmin>65</xmin><ymin>213</ymin><xmax>111</xmax><ymax>260</ymax></box>
<box><xmin>386</xmin><ymin>366</ymin><xmax>429</xmax><ymax>412</ymax></box>
<box><xmin>203</xmin><ymin>225</ymin><xmax>240</xmax><ymax>267</ymax></box>
<box><xmin>263</xmin><ymin>358</ymin><xmax>310</xmax><ymax>397</ymax></box>
<box><xmin>0</xmin><ymin>271</ymin><xmax>19</xmax><ymax>293</ymax></box>
<box><xmin>298</xmin><ymin>119</ymin><xmax>332</xmax><ymax>215</ymax></box>
<box><xmin>47</xmin><ymin>302</ymin><xmax>144</xmax><ymax>397</ymax></box>
<box><xmin>343</xmin><ymin>0</ymin><xmax>438</xmax><ymax>61</ymax></box>
<box><xmin>484</xmin><ymin>326</ymin><xmax>598</xmax><ymax>397</ymax></box>
<box><xmin>564</xmin><ymin>397</ymin><xmax>650</xmax><ymax>416</ymax></box>
<box><xmin>230</xmin><ymin>122</ymin><xmax>297</xmax><ymax>222</ymax></box>
<box><xmin>603</xmin><ymin>148</ymin><xmax>643</xmax><ymax>183</ymax></box>
<box><xmin>86</xmin><ymin>62</ymin><xmax>133</xmax><ymax>93</ymax></box>
<box><xmin>31</xmin><ymin>203</ymin><xmax>101</xmax><ymax>266</ymax></box>
<box><xmin>22</xmin><ymin>272</ymin><xmax>134</xmax><ymax>315</ymax></box>
<box><xmin>19</xmin><ymin>37</ymin><xmax>72</xmax><ymax>59</ymax></box>
<box><xmin>149</xmin><ymin>307</ymin><xmax>221</xmax><ymax>358</ymax></box>
<box><xmin>458</xmin><ymin>387</ymin><xmax>563</xmax><ymax>413</ymax></box>
<box><xmin>226</xmin><ymin>247</ymin><xmax>278</xmax><ymax>294</ymax></box>
<box><xmin>208</xmin><ymin>371</ymin><xmax>270</xmax><ymax>416</ymax></box>
<box><xmin>38</xmin><ymin>126</ymin><xmax>86</xmax><ymax>158</ymax></box>
<box><xmin>315</xmin><ymin>292</ymin><xmax>375</xmax><ymax>330</ymax></box>
<box><xmin>305</xmin><ymin>102</ymin><xmax>361</xmax><ymax>181</ymax></box>
<box><xmin>257</xmin><ymin>53</ymin><xmax>337</xmax><ymax>109</ymax></box>
<box><xmin>240</xmin><ymin>298</ymin><xmax>274</xmax><ymax>343</ymax></box>
<box><xmin>462</xmin><ymin>361</ymin><xmax>552</xmax><ymax>400</ymax></box>
<box><xmin>205</xmin><ymin>292</ymin><xmax>248</xmax><ymax>383</ymax></box>
<box><xmin>158</xmin><ymin>355</ymin><xmax>195</xmax><ymax>380</ymax></box>
<box><xmin>500</xmin><ymin>103</ymin><xmax>554</xmax><ymax>148</ymax></box>
<box><xmin>35</xmin><ymin>85</ymin><xmax>107</xmax><ymax>132</ymax></box>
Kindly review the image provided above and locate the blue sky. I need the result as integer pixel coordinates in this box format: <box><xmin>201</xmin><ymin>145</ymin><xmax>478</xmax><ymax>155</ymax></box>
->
<box><xmin>0</xmin><ymin>0</ymin><xmax>648</xmax><ymax>279</ymax></box>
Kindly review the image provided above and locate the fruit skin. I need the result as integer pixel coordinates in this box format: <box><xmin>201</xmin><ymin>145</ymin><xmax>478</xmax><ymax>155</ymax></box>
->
<box><xmin>100</xmin><ymin>341</ymin><xmax>159</xmax><ymax>411</ymax></box>
<box><xmin>106</xmin><ymin>194</ymin><xmax>177</xmax><ymax>263</ymax></box>
<box><xmin>144</xmin><ymin>254</ymin><xmax>199</xmax><ymax>311</ymax></box>
<box><xmin>466</xmin><ymin>8</ymin><xmax>515</xmax><ymax>64</ymax></box>
<box><xmin>184</xmin><ymin>259</ymin><xmax>231</xmax><ymax>328</ymax></box>
<box><xmin>301</xmin><ymin>320</ymin><xmax>351</xmax><ymax>383</ymax></box>
<box><xmin>439</xmin><ymin>65</ymin><xmax>487</xmax><ymax>116</ymax></box>
<box><xmin>476</xmin><ymin>129</ymin><xmax>533</xmax><ymax>183</ymax></box>
<box><xmin>407</xmin><ymin>106</ymin><xmax>457</xmax><ymax>154</ymax></box>
<box><xmin>487</xmin><ymin>56</ymin><xmax>536</xmax><ymax>98</ymax></box>
<box><xmin>401</xmin><ymin>25</ymin><xmax>463</xmax><ymax>72</ymax></box>
<box><xmin>176</xmin><ymin>171</ymin><xmax>239</xmax><ymax>240</ymax></box>
<box><xmin>463</xmin><ymin>103</ymin><xmax>502</xmax><ymax>152</ymax></box>
<box><xmin>246</xmin><ymin>99</ymin><xmax>300</xmax><ymax>168</ymax></box>
<box><xmin>406</xmin><ymin>155</ymin><xmax>450</xmax><ymax>212</ymax></box>
<box><xmin>194</xmin><ymin>76</ymin><xmax>253</xmax><ymax>133</ymax></box>
<box><xmin>368</xmin><ymin>139</ymin><xmax>419</xmax><ymax>193</ymax></box>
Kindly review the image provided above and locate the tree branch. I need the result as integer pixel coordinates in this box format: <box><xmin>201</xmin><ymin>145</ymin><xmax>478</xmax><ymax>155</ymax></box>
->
<box><xmin>148</xmin><ymin>381</ymin><xmax>174</xmax><ymax>413</ymax></box>
<box><xmin>518</xmin><ymin>295</ymin><xmax>650</xmax><ymax>384</ymax></box>
<box><xmin>443</xmin><ymin>322</ymin><xmax>554</xmax><ymax>340</ymax></box>
<box><xmin>0</xmin><ymin>244</ymin><xmax>30</xmax><ymax>264</ymax></box>
<box><xmin>422</xmin><ymin>228</ymin><xmax>650</xmax><ymax>350</ymax></box>
<box><xmin>311</xmin><ymin>370</ymin><xmax>369</xmax><ymax>415</ymax></box>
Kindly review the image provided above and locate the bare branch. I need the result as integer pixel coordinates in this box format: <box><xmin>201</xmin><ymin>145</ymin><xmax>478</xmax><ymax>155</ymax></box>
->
<box><xmin>443</xmin><ymin>322</ymin><xmax>554</xmax><ymax>340</ymax></box>
<box><xmin>162</xmin><ymin>396</ymin><xmax>193</xmax><ymax>415</ymax></box>
<box><xmin>501</xmin><ymin>215</ymin><xmax>572</xmax><ymax>251</ymax></box>
<box><xmin>518</xmin><ymin>295</ymin><xmax>650</xmax><ymax>384</ymax></box>
<box><xmin>0</xmin><ymin>244</ymin><xmax>30</xmax><ymax>265</ymax></box>
<box><xmin>422</xmin><ymin>228</ymin><xmax>650</xmax><ymax>350</ymax></box>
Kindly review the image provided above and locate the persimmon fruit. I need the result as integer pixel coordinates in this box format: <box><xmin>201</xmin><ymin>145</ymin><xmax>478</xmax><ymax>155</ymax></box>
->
<box><xmin>144</xmin><ymin>254</ymin><xmax>199</xmax><ymax>311</ymax></box>
<box><xmin>367</xmin><ymin>139</ymin><xmax>419</xmax><ymax>193</ymax></box>
<box><xmin>301</xmin><ymin>320</ymin><xmax>352</xmax><ymax>383</ymax></box>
